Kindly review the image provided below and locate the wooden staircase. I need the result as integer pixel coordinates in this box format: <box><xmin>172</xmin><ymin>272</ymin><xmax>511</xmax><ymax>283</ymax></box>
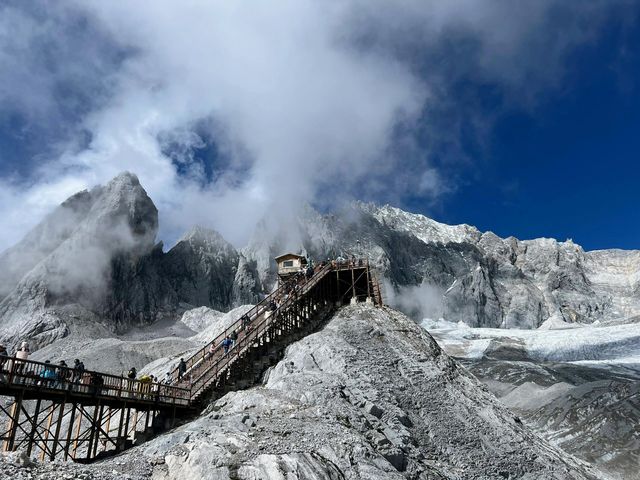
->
<box><xmin>171</xmin><ymin>259</ymin><xmax>383</xmax><ymax>405</ymax></box>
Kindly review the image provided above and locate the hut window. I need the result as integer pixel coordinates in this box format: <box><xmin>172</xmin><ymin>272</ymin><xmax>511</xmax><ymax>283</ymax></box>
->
<box><xmin>283</xmin><ymin>260</ymin><xmax>294</xmax><ymax>267</ymax></box>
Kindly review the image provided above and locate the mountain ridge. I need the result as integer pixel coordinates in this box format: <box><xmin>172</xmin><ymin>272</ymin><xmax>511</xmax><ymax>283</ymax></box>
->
<box><xmin>2</xmin><ymin>172</ymin><xmax>640</xmax><ymax>350</ymax></box>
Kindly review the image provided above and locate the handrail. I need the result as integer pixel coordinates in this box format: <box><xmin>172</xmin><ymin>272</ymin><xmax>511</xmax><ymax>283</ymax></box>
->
<box><xmin>0</xmin><ymin>356</ymin><xmax>190</xmax><ymax>406</ymax></box>
<box><xmin>0</xmin><ymin>259</ymin><xmax>377</xmax><ymax>411</ymax></box>
<box><xmin>187</xmin><ymin>262</ymin><xmax>334</xmax><ymax>399</ymax></box>
<box><xmin>170</xmin><ymin>261</ymin><xmax>336</xmax><ymax>386</ymax></box>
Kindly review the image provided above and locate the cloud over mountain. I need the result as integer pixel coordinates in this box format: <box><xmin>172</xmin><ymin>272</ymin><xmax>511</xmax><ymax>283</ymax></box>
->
<box><xmin>0</xmin><ymin>0</ymin><xmax>635</xmax><ymax>251</ymax></box>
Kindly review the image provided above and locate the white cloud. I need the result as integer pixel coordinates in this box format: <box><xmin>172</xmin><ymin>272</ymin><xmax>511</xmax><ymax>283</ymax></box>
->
<box><xmin>0</xmin><ymin>0</ymin><xmax>634</xmax><ymax>251</ymax></box>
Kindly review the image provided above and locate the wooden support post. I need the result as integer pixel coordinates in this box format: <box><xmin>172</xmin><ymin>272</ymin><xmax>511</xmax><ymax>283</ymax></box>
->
<box><xmin>350</xmin><ymin>266</ymin><xmax>356</xmax><ymax>304</ymax></box>
<box><xmin>131</xmin><ymin>410</ymin><xmax>138</xmax><ymax>441</ymax></box>
<box><xmin>116</xmin><ymin>407</ymin><xmax>125</xmax><ymax>450</ymax></box>
<box><xmin>86</xmin><ymin>403</ymin><xmax>101</xmax><ymax>460</ymax></box>
<box><xmin>122</xmin><ymin>407</ymin><xmax>132</xmax><ymax>450</ymax></box>
<box><xmin>50</xmin><ymin>401</ymin><xmax>66</xmax><ymax>460</ymax></box>
<box><xmin>26</xmin><ymin>398</ymin><xmax>42</xmax><ymax>456</ymax></box>
<box><xmin>90</xmin><ymin>403</ymin><xmax>104</xmax><ymax>459</ymax></box>
<box><xmin>40</xmin><ymin>403</ymin><xmax>56</xmax><ymax>461</ymax></box>
<box><xmin>103</xmin><ymin>407</ymin><xmax>112</xmax><ymax>453</ymax></box>
<box><xmin>64</xmin><ymin>403</ymin><xmax>76</xmax><ymax>461</ymax></box>
<box><xmin>72</xmin><ymin>406</ymin><xmax>83</xmax><ymax>459</ymax></box>
<box><xmin>4</xmin><ymin>393</ymin><xmax>23</xmax><ymax>452</ymax></box>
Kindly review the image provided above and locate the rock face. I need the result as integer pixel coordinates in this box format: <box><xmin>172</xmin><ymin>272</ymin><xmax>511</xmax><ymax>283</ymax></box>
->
<box><xmin>0</xmin><ymin>173</ymin><xmax>252</xmax><ymax>350</ymax></box>
<box><xmin>127</xmin><ymin>305</ymin><xmax>601</xmax><ymax>480</ymax></box>
<box><xmin>4</xmin><ymin>172</ymin><xmax>640</xmax><ymax>352</ymax></box>
<box><xmin>242</xmin><ymin>203</ymin><xmax>640</xmax><ymax>329</ymax></box>
<box><xmin>0</xmin><ymin>172</ymin><xmax>159</xmax><ymax>348</ymax></box>
<box><xmin>0</xmin><ymin>189</ymin><xmax>96</xmax><ymax>298</ymax></box>
<box><xmin>163</xmin><ymin>226</ymin><xmax>240</xmax><ymax>311</ymax></box>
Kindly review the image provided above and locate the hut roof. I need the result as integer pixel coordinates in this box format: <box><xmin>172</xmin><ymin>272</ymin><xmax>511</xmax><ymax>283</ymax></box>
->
<box><xmin>274</xmin><ymin>253</ymin><xmax>306</xmax><ymax>263</ymax></box>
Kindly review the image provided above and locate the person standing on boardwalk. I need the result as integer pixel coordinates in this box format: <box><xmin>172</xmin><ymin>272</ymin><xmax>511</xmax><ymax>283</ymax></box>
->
<box><xmin>177</xmin><ymin>358</ymin><xmax>187</xmax><ymax>381</ymax></box>
<box><xmin>221</xmin><ymin>336</ymin><xmax>232</xmax><ymax>354</ymax></box>
<box><xmin>0</xmin><ymin>345</ymin><xmax>8</xmax><ymax>372</ymax></box>
<box><xmin>127</xmin><ymin>367</ymin><xmax>137</xmax><ymax>397</ymax></box>
<box><xmin>14</xmin><ymin>342</ymin><xmax>30</xmax><ymax>375</ymax></box>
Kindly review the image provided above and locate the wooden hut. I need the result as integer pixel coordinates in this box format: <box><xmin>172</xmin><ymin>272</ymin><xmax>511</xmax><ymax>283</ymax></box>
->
<box><xmin>275</xmin><ymin>253</ymin><xmax>307</xmax><ymax>280</ymax></box>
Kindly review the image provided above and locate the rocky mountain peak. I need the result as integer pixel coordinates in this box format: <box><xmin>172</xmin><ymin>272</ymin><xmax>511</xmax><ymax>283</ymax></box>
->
<box><xmin>364</xmin><ymin>203</ymin><xmax>482</xmax><ymax>245</ymax></box>
<box><xmin>177</xmin><ymin>225</ymin><xmax>235</xmax><ymax>256</ymax></box>
<box><xmin>0</xmin><ymin>173</ymin><xmax>160</xmax><ymax>348</ymax></box>
<box><xmin>88</xmin><ymin>171</ymin><xmax>158</xmax><ymax>250</ymax></box>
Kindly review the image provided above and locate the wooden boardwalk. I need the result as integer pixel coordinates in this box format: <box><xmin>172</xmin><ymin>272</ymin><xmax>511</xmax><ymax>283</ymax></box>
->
<box><xmin>0</xmin><ymin>259</ymin><xmax>383</xmax><ymax>461</ymax></box>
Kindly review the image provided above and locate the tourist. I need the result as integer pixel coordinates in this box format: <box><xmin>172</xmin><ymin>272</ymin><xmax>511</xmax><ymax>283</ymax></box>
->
<box><xmin>0</xmin><ymin>345</ymin><xmax>8</xmax><ymax>373</ymax></box>
<box><xmin>56</xmin><ymin>360</ymin><xmax>70</xmax><ymax>389</ymax></box>
<box><xmin>11</xmin><ymin>342</ymin><xmax>30</xmax><ymax>382</ymax></box>
<box><xmin>72</xmin><ymin>359</ymin><xmax>85</xmax><ymax>390</ymax></box>
<box><xmin>127</xmin><ymin>366</ymin><xmax>137</xmax><ymax>397</ymax></box>
<box><xmin>221</xmin><ymin>336</ymin><xmax>232</xmax><ymax>354</ymax></box>
<box><xmin>204</xmin><ymin>343</ymin><xmax>216</xmax><ymax>361</ymax></box>
<box><xmin>41</xmin><ymin>360</ymin><xmax>57</xmax><ymax>387</ymax></box>
<box><xmin>90</xmin><ymin>371</ymin><xmax>104</xmax><ymax>396</ymax></box>
<box><xmin>151</xmin><ymin>376</ymin><xmax>160</xmax><ymax>400</ymax></box>
<box><xmin>138</xmin><ymin>373</ymin><xmax>152</xmax><ymax>398</ymax></box>
<box><xmin>177</xmin><ymin>358</ymin><xmax>187</xmax><ymax>381</ymax></box>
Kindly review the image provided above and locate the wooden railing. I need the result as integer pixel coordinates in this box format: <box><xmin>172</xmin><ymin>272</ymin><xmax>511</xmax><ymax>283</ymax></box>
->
<box><xmin>172</xmin><ymin>262</ymin><xmax>334</xmax><ymax>393</ymax></box>
<box><xmin>0</xmin><ymin>357</ymin><xmax>190</xmax><ymax>406</ymax></box>
<box><xmin>0</xmin><ymin>259</ymin><xmax>380</xmax><ymax>411</ymax></box>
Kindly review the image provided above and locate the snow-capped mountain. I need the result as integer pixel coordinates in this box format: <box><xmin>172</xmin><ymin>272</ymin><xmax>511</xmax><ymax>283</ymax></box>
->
<box><xmin>1</xmin><ymin>172</ymin><xmax>638</xmax><ymax>479</ymax></box>
<box><xmin>0</xmin><ymin>173</ymin><xmax>251</xmax><ymax>349</ymax></box>
<box><xmin>242</xmin><ymin>201</ymin><xmax>640</xmax><ymax>329</ymax></box>
<box><xmin>3</xmin><ymin>172</ymin><xmax>640</xmax><ymax>350</ymax></box>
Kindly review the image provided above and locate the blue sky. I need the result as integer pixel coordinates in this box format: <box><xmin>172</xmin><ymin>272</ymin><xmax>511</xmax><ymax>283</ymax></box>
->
<box><xmin>0</xmin><ymin>1</ymin><xmax>639</xmax><ymax>251</ymax></box>
<box><xmin>424</xmin><ymin>9</ymin><xmax>640</xmax><ymax>250</ymax></box>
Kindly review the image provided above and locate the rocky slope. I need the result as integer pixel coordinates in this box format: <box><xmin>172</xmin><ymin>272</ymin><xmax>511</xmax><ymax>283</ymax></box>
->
<box><xmin>0</xmin><ymin>308</ymin><xmax>607</xmax><ymax>480</ymax></box>
<box><xmin>6</xmin><ymin>304</ymin><xmax>596</xmax><ymax>480</ymax></box>
<box><xmin>426</xmin><ymin>319</ymin><xmax>640</xmax><ymax>479</ymax></box>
